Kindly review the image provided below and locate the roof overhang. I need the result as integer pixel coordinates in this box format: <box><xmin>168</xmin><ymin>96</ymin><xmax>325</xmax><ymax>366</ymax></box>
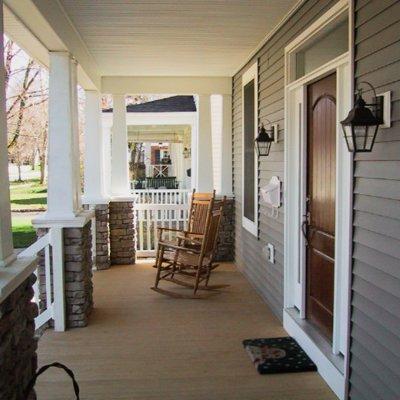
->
<box><xmin>4</xmin><ymin>0</ymin><xmax>100</xmax><ymax>90</ymax></box>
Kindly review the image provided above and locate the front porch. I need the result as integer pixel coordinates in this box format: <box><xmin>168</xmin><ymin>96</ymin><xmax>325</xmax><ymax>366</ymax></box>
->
<box><xmin>36</xmin><ymin>261</ymin><xmax>335</xmax><ymax>400</ymax></box>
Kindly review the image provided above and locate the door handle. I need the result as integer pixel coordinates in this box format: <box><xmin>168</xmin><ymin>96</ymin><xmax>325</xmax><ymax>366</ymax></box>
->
<box><xmin>301</xmin><ymin>217</ymin><xmax>309</xmax><ymax>246</ymax></box>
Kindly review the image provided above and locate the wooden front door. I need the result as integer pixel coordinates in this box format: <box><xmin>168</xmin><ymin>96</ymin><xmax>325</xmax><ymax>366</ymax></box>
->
<box><xmin>306</xmin><ymin>73</ymin><xmax>336</xmax><ymax>340</ymax></box>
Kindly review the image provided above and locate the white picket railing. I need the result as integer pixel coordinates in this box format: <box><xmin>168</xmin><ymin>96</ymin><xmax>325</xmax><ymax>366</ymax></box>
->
<box><xmin>132</xmin><ymin>189</ymin><xmax>191</xmax><ymax>257</ymax></box>
<box><xmin>18</xmin><ymin>227</ymin><xmax>65</xmax><ymax>331</ymax></box>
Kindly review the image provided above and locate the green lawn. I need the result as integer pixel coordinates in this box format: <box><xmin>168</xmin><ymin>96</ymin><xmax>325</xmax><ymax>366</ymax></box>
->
<box><xmin>10</xmin><ymin>179</ymin><xmax>46</xmax><ymax>248</ymax></box>
<box><xmin>12</xmin><ymin>215</ymin><xmax>36</xmax><ymax>248</ymax></box>
<box><xmin>10</xmin><ymin>179</ymin><xmax>47</xmax><ymax>211</ymax></box>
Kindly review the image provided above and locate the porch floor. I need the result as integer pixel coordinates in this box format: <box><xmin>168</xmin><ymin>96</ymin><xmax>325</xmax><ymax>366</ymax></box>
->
<box><xmin>36</xmin><ymin>262</ymin><xmax>336</xmax><ymax>399</ymax></box>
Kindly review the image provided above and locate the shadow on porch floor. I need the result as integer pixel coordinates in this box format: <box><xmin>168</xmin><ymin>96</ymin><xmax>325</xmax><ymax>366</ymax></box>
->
<box><xmin>36</xmin><ymin>262</ymin><xmax>336</xmax><ymax>400</ymax></box>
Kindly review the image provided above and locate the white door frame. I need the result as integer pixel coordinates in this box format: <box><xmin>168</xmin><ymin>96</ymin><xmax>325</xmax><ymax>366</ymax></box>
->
<box><xmin>283</xmin><ymin>1</ymin><xmax>353</xmax><ymax>399</ymax></box>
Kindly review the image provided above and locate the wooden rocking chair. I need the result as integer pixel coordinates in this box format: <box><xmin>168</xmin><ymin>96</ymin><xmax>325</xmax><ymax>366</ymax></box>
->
<box><xmin>154</xmin><ymin>189</ymin><xmax>216</xmax><ymax>255</ymax></box>
<box><xmin>151</xmin><ymin>196</ymin><xmax>226</xmax><ymax>299</ymax></box>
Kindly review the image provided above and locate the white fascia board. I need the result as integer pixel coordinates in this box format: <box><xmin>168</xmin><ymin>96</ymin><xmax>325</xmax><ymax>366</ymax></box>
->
<box><xmin>3</xmin><ymin>4</ymin><xmax>50</xmax><ymax>69</ymax></box>
<box><xmin>101</xmin><ymin>76</ymin><xmax>232</xmax><ymax>95</ymax></box>
<box><xmin>4</xmin><ymin>0</ymin><xmax>100</xmax><ymax>90</ymax></box>
<box><xmin>103</xmin><ymin>111</ymin><xmax>197</xmax><ymax>128</ymax></box>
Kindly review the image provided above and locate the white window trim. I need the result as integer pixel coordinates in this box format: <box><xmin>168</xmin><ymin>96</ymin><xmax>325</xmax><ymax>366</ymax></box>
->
<box><xmin>241</xmin><ymin>61</ymin><xmax>258</xmax><ymax>237</ymax></box>
<box><xmin>283</xmin><ymin>1</ymin><xmax>352</xmax><ymax>399</ymax></box>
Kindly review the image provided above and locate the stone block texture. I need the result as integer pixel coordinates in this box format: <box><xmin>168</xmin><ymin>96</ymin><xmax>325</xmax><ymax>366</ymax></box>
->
<box><xmin>0</xmin><ymin>274</ymin><xmax>38</xmax><ymax>400</ymax></box>
<box><xmin>36</xmin><ymin>221</ymin><xmax>93</xmax><ymax>329</ymax></box>
<box><xmin>109</xmin><ymin>201</ymin><xmax>136</xmax><ymax>265</ymax></box>
<box><xmin>94</xmin><ymin>204</ymin><xmax>111</xmax><ymax>270</ymax></box>
<box><xmin>64</xmin><ymin>223</ymin><xmax>93</xmax><ymax>327</ymax></box>
<box><xmin>215</xmin><ymin>199</ymin><xmax>235</xmax><ymax>262</ymax></box>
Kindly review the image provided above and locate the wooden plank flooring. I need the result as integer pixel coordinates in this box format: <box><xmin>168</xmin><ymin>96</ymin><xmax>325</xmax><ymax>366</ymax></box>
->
<box><xmin>36</xmin><ymin>262</ymin><xmax>336</xmax><ymax>399</ymax></box>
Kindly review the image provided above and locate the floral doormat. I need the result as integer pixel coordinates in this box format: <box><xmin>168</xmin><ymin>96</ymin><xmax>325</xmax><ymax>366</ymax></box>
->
<box><xmin>243</xmin><ymin>337</ymin><xmax>317</xmax><ymax>374</ymax></box>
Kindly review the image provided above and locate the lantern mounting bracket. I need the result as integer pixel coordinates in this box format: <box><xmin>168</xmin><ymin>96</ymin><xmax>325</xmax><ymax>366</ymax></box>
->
<box><xmin>357</xmin><ymin>81</ymin><xmax>384</xmax><ymax>125</ymax></box>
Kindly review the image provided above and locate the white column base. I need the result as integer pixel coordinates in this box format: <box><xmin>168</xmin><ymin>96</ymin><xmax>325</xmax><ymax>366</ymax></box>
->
<box><xmin>81</xmin><ymin>195</ymin><xmax>111</xmax><ymax>206</ymax></box>
<box><xmin>32</xmin><ymin>209</ymin><xmax>95</xmax><ymax>229</ymax></box>
<box><xmin>110</xmin><ymin>195</ymin><xmax>137</xmax><ymax>203</ymax></box>
<box><xmin>0</xmin><ymin>256</ymin><xmax>37</xmax><ymax>303</ymax></box>
<box><xmin>0</xmin><ymin>253</ymin><xmax>17</xmax><ymax>268</ymax></box>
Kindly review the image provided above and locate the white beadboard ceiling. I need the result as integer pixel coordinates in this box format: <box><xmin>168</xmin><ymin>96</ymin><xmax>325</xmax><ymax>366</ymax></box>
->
<box><xmin>58</xmin><ymin>0</ymin><xmax>298</xmax><ymax>76</ymax></box>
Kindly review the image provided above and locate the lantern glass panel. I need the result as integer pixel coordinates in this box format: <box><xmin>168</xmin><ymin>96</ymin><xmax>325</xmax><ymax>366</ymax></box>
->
<box><xmin>256</xmin><ymin>140</ymin><xmax>271</xmax><ymax>157</ymax></box>
<box><xmin>354</xmin><ymin>125</ymin><xmax>378</xmax><ymax>152</ymax></box>
<box><xmin>342</xmin><ymin>125</ymin><xmax>354</xmax><ymax>152</ymax></box>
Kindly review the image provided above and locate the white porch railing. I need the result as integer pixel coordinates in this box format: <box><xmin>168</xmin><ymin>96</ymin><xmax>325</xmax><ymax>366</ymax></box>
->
<box><xmin>132</xmin><ymin>189</ymin><xmax>191</xmax><ymax>257</ymax></box>
<box><xmin>146</xmin><ymin>164</ymin><xmax>172</xmax><ymax>178</ymax></box>
<box><xmin>18</xmin><ymin>227</ymin><xmax>65</xmax><ymax>331</ymax></box>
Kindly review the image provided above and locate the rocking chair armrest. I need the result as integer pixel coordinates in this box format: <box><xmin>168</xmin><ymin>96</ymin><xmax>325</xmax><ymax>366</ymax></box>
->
<box><xmin>158</xmin><ymin>227</ymin><xmax>204</xmax><ymax>238</ymax></box>
<box><xmin>158</xmin><ymin>240</ymin><xmax>201</xmax><ymax>254</ymax></box>
<box><xmin>157</xmin><ymin>227</ymin><xmax>182</xmax><ymax>233</ymax></box>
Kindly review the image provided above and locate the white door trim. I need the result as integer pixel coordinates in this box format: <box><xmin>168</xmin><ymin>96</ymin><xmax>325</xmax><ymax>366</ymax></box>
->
<box><xmin>241</xmin><ymin>61</ymin><xmax>258</xmax><ymax>237</ymax></box>
<box><xmin>283</xmin><ymin>2</ymin><xmax>352</xmax><ymax>399</ymax></box>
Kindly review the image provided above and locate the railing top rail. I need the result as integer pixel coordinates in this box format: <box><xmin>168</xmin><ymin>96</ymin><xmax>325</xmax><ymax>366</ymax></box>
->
<box><xmin>132</xmin><ymin>189</ymin><xmax>191</xmax><ymax>193</ymax></box>
<box><xmin>18</xmin><ymin>232</ymin><xmax>50</xmax><ymax>258</ymax></box>
<box><xmin>135</xmin><ymin>203</ymin><xmax>190</xmax><ymax>211</ymax></box>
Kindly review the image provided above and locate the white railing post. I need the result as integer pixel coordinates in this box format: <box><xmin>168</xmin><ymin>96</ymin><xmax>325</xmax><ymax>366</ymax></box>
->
<box><xmin>18</xmin><ymin>231</ymin><xmax>54</xmax><ymax>330</ymax></box>
<box><xmin>51</xmin><ymin>227</ymin><xmax>66</xmax><ymax>332</ymax></box>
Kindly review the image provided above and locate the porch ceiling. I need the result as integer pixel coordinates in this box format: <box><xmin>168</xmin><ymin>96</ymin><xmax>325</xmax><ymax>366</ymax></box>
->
<box><xmin>55</xmin><ymin>0</ymin><xmax>297</xmax><ymax>76</ymax></box>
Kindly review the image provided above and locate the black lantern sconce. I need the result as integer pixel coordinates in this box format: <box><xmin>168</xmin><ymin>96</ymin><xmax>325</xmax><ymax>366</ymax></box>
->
<box><xmin>255</xmin><ymin>121</ymin><xmax>279</xmax><ymax>157</ymax></box>
<box><xmin>340</xmin><ymin>82</ymin><xmax>390</xmax><ymax>153</ymax></box>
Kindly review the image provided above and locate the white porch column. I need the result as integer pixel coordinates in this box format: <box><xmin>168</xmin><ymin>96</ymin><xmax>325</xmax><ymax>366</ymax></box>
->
<box><xmin>196</xmin><ymin>94</ymin><xmax>214</xmax><ymax>192</ymax></box>
<box><xmin>111</xmin><ymin>94</ymin><xmax>130</xmax><ymax>197</ymax></box>
<box><xmin>170</xmin><ymin>142</ymin><xmax>185</xmax><ymax>187</ymax></box>
<box><xmin>220</xmin><ymin>94</ymin><xmax>233</xmax><ymax>196</ymax></box>
<box><xmin>83</xmin><ymin>90</ymin><xmax>108</xmax><ymax>204</ymax></box>
<box><xmin>0</xmin><ymin>10</ymin><xmax>14</xmax><ymax>267</ymax></box>
<box><xmin>46</xmin><ymin>52</ymin><xmax>82</xmax><ymax>219</ymax></box>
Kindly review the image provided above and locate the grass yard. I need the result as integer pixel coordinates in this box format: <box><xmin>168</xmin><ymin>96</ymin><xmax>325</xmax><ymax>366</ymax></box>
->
<box><xmin>9</xmin><ymin>179</ymin><xmax>46</xmax><ymax>248</ymax></box>
<box><xmin>10</xmin><ymin>179</ymin><xmax>47</xmax><ymax>211</ymax></box>
<box><xmin>12</xmin><ymin>215</ymin><xmax>36</xmax><ymax>248</ymax></box>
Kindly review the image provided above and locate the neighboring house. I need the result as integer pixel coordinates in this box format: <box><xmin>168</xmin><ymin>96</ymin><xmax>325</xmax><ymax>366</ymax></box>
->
<box><xmin>0</xmin><ymin>1</ymin><xmax>399</xmax><ymax>400</ymax></box>
<box><xmin>103</xmin><ymin>95</ymin><xmax>196</xmax><ymax>189</ymax></box>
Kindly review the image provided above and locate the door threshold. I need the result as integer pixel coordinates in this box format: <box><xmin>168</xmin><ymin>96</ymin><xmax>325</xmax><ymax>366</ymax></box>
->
<box><xmin>283</xmin><ymin>308</ymin><xmax>345</xmax><ymax>400</ymax></box>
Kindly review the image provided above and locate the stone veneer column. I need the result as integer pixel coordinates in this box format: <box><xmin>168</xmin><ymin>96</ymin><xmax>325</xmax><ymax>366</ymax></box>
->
<box><xmin>37</xmin><ymin>220</ymin><xmax>93</xmax><ymax>328</ymax></box>
<box><xmin>215</xmin><ymin>198</ymin><xmax>235</xmax><ymax>262</ymax></box>
<box><xmin>109</xmin><ymin>201</ymin><xmax>136</xmax><ymax>265</ymax></box>
<box><xmin>64</xmin><ymin>222</ymin><xmax>93</xmax><ymax>328</ymax></box>
<box><xmin>94</xmin><ymin>204</ymin><xmax>111</xmax><ymax>270</ymax></box>
<box><xmin>0</xmin><ymin>274</ymin><xmax>38</xmax><ymax>399</ymax></box>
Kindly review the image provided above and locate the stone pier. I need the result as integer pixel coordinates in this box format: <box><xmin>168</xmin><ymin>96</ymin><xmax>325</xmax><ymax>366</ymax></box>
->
<box><xmin>94</xmin><ymin>204</ymin><xmax>111</xmax><ymax>270</ymax></box>
<box><xmin>0</xmin><ymin>274</ymin><xmax>38</xmax><ymax>400</ymax></box>
<box><xmin>215</xmin><ymin>198</ymin><xmax>235</xmax><ymax>262</ymax></box>
<box><xmin>37</xmin><ymin>221</ymin><xmax>94</xmax><ymax>329</ymax></box>
<box><xmin>109</xmin><ymin>201</ymin><xmax>136</xmax><ymax>265</ymax></box>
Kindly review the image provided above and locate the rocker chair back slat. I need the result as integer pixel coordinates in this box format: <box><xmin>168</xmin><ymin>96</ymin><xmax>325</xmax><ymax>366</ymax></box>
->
<box><xmin>187</xmin><ymin>189</ymin><xmax>216</xmax><ymax>234</ymax></box>
<box><xmin>202</xmin><ymin>198</ymin><xmax>226</xmax><ymax>259</ymax></box>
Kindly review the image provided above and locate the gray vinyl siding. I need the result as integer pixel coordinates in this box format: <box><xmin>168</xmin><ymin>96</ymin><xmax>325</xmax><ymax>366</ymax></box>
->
<box><xmin>232</xmin><ymin>0</ymin><xmax>338</xmax><ymax>320</ymax></box>
<box><xmin>349</xmin><ymin>0</ymin><xmax>400</xmax><ymax>399</ymax></box>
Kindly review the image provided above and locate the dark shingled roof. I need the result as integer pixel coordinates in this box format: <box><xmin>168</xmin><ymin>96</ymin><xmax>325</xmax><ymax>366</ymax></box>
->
<box><xmin>103</xmin><ymin>95</ymin><xmax>196</xmax><ymax>113</ymax></box>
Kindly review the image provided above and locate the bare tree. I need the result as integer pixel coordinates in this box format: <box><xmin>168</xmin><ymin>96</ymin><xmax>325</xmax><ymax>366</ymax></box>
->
<box><xmin>4</xmin><ymin>36</ymin><xmax>49</xmax><ymax>182</ymax></box>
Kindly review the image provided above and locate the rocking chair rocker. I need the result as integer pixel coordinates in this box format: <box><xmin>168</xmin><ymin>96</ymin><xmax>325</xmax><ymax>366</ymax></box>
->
<box><xmin>151</xmin><ymin>196</ymin><xmax>226</xmax><ymax>299</ymax></box>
